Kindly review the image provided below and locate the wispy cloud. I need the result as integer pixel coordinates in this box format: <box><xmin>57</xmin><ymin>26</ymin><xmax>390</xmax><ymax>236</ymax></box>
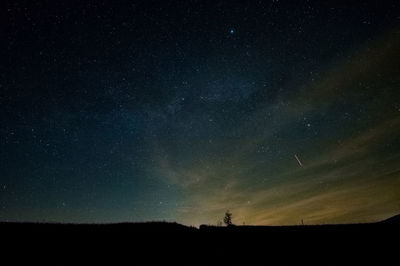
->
<box><xmin>150</xmin><ymin>28</ymin><xmax>400</xmax><ymax>226</ymax></box>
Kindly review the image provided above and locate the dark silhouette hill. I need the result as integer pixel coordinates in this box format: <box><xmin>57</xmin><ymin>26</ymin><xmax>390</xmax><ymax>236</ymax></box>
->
<box><xmin>0</xmin><ymin>221</ymin><xmax>197</xmax><ymax>233</ymax></box>
<box><xmin>1</xmin><ymin>215</ymin><xmax>398</xmax><ymax>265</ymax></box>
<box><xmin>380</xmin><ymin>213</ymin><xmax>400</xmax><ymax>223</ymax></box>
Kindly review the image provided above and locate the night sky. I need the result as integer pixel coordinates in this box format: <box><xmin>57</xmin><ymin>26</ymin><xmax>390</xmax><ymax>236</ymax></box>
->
<box><xmin>1</xmin><ymin>1</ymin><xmax>400</xmax><ymax>226</ymax></box>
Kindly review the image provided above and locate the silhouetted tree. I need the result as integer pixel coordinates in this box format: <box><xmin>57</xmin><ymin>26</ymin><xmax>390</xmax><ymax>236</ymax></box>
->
<box><xmin>224</xmin><ymin>210</ymin><xmax>233</xmax><ymax>226</ymax></box>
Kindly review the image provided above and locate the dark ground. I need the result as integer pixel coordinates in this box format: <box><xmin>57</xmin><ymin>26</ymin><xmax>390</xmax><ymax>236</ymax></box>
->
<box><xmin>1</xmin><ymin>216</ymin><xmax>399</xmax><ymax>265</ymax></box>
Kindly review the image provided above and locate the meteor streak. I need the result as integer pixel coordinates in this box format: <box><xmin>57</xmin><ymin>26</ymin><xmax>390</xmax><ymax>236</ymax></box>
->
<box><xmin>294</xmin><ymin>154</ymin><xmax>303</xmax><ymax>167</ymax></box>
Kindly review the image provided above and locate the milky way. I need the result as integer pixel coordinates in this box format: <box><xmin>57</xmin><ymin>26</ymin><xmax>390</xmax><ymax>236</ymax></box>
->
<box><xmin>1</xmin><ymin>1</ymin><xmax>399</xmax><ymax>226</ymax></box>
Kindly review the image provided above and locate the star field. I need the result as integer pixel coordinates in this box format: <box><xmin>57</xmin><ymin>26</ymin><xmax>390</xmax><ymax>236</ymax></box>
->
<box><xmin>1</xmin><ymin>1</ymin><xmax>400</xmax><ymax>226</ymax></box>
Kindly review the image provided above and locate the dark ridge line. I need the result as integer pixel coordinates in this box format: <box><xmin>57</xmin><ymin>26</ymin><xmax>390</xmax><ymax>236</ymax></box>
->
<box><xmin>0</xmin><ymin>213</ymin><xmax>399</xmax><ymax>228</ymax></box>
